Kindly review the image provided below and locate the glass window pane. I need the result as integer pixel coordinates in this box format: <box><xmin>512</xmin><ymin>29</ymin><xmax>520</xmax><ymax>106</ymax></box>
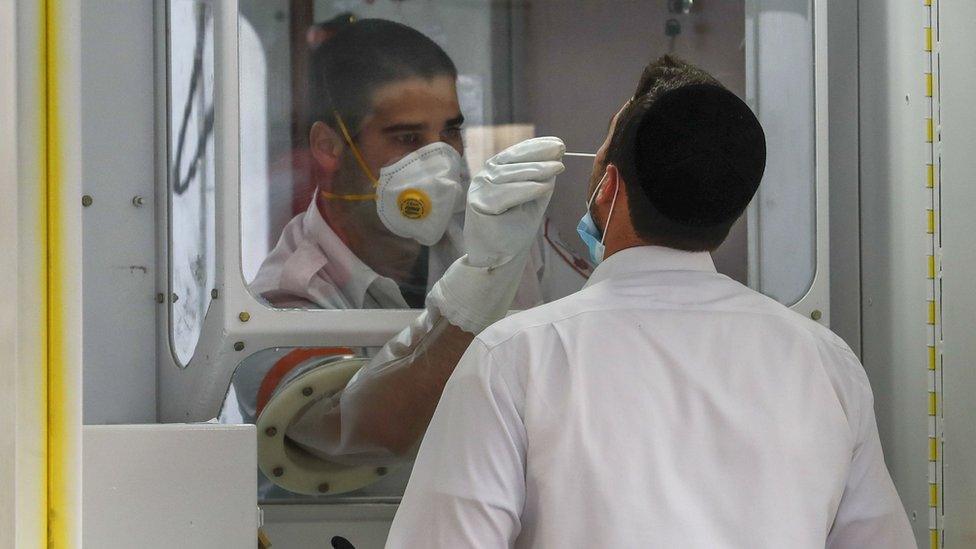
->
<box><xmin>513</xmin><ymin>0</ymin><xmax>753</xmax><ymax>291</ymax></box>
<box><xmin>237</xmin><ymin>0</ymin><xmax>814</xmax><ymax>312</ymax></box>
<box><xmin>748</xmin><ymin>2</ymin><xmax>817</xmax><ymax>305</ymax></box>
<box><xmin>168</xmin><ymin>0</ymin><xmax>216</xmax><ymax>366</ymax></box>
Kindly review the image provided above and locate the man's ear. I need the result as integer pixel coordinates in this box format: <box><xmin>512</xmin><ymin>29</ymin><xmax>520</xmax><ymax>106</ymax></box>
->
<box><xmin>309</xmin><ymin>121</ymin><xmax>344</xmax><ymax>178</ymax></box>
<box><xmin>598</xmin><ymin>163</ymin><xmax>623</xmax><ymax>206</ymax></box>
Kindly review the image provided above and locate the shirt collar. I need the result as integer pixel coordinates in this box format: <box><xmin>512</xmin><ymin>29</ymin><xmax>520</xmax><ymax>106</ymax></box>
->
<box><xmin>583</xmin><ymin>245</ymin><xmax>717</xmax><ymax>288</ymax></box>
<box><xmin>299</xmin><ymin>198</ymin><xmax>385</xmax><ymax>309</ymax></box>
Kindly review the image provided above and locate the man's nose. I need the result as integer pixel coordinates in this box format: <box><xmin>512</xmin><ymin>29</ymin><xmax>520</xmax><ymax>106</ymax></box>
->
<box><xmin>423</xmin><ymin>133</ymin><xmax>462</xmax><ymax>156</ymax></box>
<box><xmin>423</xmin><ymin>133</ymin><xmax>446</xmax><ymax>147</ymax></box>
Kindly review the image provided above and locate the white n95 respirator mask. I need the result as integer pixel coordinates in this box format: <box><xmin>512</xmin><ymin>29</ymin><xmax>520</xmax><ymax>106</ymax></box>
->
<box><xmin>374</xmin><ymin>142</ymin><xmax>465</xmax><ymax>246</ymax></box>
<box><xmin>321</xmin><ymin>112</ymin><xmax>466</xmax><ymax>246</ymax></box>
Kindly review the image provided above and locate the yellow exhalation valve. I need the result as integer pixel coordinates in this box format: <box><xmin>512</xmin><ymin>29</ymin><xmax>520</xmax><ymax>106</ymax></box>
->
<box><xmin>397</xmin><ymin>189</ymin><xmax>431</xmax><ymax>220</ymax></box>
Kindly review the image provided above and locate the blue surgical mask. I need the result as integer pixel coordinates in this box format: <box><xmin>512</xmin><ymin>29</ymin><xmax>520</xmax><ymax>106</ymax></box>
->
<box><xmin>576</xmin><ymin>174</ymin><xmax>619</xmax><ymax>265</ymax></box>
<box><xmin>577</xmin><ymin>211</ymin><xmax>605</xmax><ymax>264</ymax></box>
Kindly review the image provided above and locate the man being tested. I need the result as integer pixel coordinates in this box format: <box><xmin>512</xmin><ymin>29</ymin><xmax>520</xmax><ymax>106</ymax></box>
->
<box><xmin>388</xmin><ymin>56</ymin><xmax>916</xmax><ymax>548</ymax></box>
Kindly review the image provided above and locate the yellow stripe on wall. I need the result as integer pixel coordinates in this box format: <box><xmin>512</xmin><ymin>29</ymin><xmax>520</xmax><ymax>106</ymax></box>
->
<box><xmin>42</xmin><ymin>1</ymin><xmax>74</xmax><ymax>546</ymax></box>
<box><xmin>924</xmin><ymin>27</ymin><xmax>933</xmax><ymax>52</ymax></box>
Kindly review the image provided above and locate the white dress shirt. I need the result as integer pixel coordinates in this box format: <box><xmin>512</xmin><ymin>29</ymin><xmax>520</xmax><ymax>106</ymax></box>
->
<box><xmin>388</xmin><ymin>245</ymin><xmax>915</xmax><ymax>548</ymax></box>
<box><xmin>247</xmin><ymin>199</ymin><xmax>582</xmax><ymax>312</ymax></box>
<box><xmin>248</xmin><ymin>198</ymin><xmax>426</xmax><ymax>310</ymax></box>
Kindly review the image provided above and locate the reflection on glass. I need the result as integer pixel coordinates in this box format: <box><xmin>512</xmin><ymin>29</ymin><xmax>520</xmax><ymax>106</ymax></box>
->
<box><xmin>168</xmin><ymin>0</ymin><xmax>216</xmax><ymax>366</ymax></box>
<box><xmin>237</xmin><ymin>1</ymin><xmax>814</xmax><ymax>312</ymax></box>
<box><xmin>220</xmin><ymin>347</ymin><xmax>408</xmax><ymax>503</ymax></box>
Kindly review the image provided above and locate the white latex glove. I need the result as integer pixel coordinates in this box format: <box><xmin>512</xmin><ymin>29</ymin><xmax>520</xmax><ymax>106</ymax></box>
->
<box><xmin>427</xmin><ymin>136</ymin><xmax>565</xmax><ymax>333</ymax></box>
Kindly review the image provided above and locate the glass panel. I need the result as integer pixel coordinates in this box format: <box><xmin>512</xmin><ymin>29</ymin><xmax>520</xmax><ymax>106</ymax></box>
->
<box><xmin>220</xmin><ymin>347</ymin><xmax>407</xmax><ymax>503</ymax></box>
<box><xmin>515</xmin><ymin>0</ymin><xmax>754</xmax><ymax>295</ymax></box>
<box><xmin>747</xmin><ymin>1</ymin><xmax>817</xmax><ymax>305</ymax></box>
<box><xmin>168</xmin><ymin>0</ymin><xmax>217</xmax><ymax>366</ymax></box>
<box><xmin>236</xmin><ymin>1</ymin><xmax>814</xmax><ymax>311</ymax></box>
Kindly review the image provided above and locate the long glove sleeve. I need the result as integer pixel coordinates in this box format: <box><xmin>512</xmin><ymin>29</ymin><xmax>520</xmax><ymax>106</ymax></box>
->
<box><xmin>285</xmin><ymin>137</ymin><xmax>564</xmax><ymax>465</ymax></box>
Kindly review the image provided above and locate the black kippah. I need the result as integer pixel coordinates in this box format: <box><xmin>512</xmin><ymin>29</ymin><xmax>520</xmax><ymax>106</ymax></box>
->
<box><xmin>634</xmin><ymin>84</ymin><xmax>766</xmax><ymax>227</ymax></box>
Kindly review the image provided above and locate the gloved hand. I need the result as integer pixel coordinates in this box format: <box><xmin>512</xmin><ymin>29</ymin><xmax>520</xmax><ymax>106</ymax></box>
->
<box><xmin>427</xmin><ymin>136</ymin><xmax>565</xmax><ymax>333</ymax></box>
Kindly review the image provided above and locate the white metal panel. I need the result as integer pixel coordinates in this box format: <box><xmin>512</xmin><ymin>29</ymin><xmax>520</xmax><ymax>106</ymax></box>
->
<box><xmin>80</xmin><ymin>1</ymin><xmax>159</xmax><ymax>424</ymax></box>
<box><xmin>858</xmin><ymin>0</ymin><xmax>929</xmax><ymax>545</ymax></box>
<box><xmin>934</xmin><ymin>1</ymin><xmax>976</xmax><ymax>545</ymax></box>
<box><xmin>8</xmin><ymin>3</ymin><xmax>49</xmax><ymax>547</ymax></box>
<box><xmin>0</xmin><ymin>0</ymin><xmax>20</xmax><ymax>543</ymax></box>
<box><xmin>826</xmin><ymin>0</ymin><xmax>861</xmax><ymax>356</ymax></box>
<box><xmin>51</xmin><ymin>1</ymin><xmax>86</xmax><ymax>545</ymax></box>
<box><xmin>82</xmin><ymin>424</ymin><xmax>258</xmax><ymax>549</ymax></box>
<box><xmin>805</xmin><ymin>0</ymin><xmax>832</xmax><ymax>325</ymax></box>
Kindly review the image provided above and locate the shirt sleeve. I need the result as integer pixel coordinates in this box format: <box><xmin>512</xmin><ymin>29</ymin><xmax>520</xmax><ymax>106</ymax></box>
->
<box><xmin>826</xmin><ymin>359</ymin><xmax>917</xmax><ymax>549</ymax></box>
<box><xmin>386</xmin><ymin>338</ymin><xmax>527</xmax><ymax>549</ymax></box>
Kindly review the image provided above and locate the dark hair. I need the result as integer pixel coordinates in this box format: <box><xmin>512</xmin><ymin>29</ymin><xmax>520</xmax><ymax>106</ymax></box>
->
<box><xmin>605</xmin><ymin>55</ymin><xmax>766</xmax><ymax>251</ymax></box>
<box><xmin>306</xmin><ymin>19</ymin><xmax>458</xmax><ymax>136</ymax></box>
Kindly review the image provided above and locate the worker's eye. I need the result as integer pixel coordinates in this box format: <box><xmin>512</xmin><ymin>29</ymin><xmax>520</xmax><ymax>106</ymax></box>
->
<box><xmin>393</xmin><ymin>133</ymin><xmax>422</xmax><ymax>147</ymax></box>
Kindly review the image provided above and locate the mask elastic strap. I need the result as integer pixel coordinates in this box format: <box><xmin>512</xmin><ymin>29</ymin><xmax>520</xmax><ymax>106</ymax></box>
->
<box><xmin>601</xmin><ymin>180</ymin><xmax>620</xmax><ymax>246</ymax></box>
<box><xmin>585</xmin><ymin>174</ymin><xmax>605</xmax><ymax>210</ymax></box>
<box><xmin>320</xmin><ymin>111</ymin><xmax>379</xmax><ymax>202</ymax></box>
<box><xmin>319</xmin><ymin>191</ymin><xmax>377</xmax><ymax>202</ymax></box>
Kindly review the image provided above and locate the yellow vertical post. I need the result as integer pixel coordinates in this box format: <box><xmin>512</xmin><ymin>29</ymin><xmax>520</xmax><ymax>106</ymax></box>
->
<box><xmin>41</xmin><ymin>0</ymin><xmax>83</xmax><ymax>546</ymax></box>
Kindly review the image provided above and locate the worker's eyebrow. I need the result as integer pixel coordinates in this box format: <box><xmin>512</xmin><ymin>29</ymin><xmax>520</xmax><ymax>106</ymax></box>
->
<box><xmin>381</xmin><ymin>123</ymin><xmax>426</xmax><ymax>134</ymax></box>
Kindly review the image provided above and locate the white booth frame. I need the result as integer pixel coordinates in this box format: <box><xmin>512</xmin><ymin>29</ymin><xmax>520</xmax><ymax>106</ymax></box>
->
<box><xmin>157</xmin><ymin>0</ymin><xmax>832</xmax><ymax>423</ymax></box>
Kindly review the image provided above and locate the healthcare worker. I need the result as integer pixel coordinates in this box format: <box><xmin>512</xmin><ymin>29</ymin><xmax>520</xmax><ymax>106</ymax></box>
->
<box><xmin>388</xmin><ymin>56</ymin><xmax>916</xmax><ymax>548</ymax></box>
<box><xmin>221</xmin><ymin>19</ymin><xmax>568</xmax><ymax>472</ymax></box>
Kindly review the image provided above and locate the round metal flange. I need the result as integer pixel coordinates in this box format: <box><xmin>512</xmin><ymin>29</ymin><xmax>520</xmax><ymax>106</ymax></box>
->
<box><xmin>255</xmin><ymin>356</ymin><xmax>402</xmax><ymax>495</ymax></box>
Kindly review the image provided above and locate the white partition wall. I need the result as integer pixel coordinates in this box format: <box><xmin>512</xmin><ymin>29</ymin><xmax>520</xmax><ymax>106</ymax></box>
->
<box><xmin>0</xmin><ymin>2</ymin><xmax>28</xmax><ymax>544</ymax></box>
<box><xmin>858</xmin><ymin>1</ymin><xmax>931</xmax><ymax>546</ymax></box>
<box><xmin>80</xmin><ymin>0</ymin><xmax>159</xmax><ymax>425</ymax></box>
<box><xmin>935</xmin><ymin>1</ymin><xmax>976</xmax><ymax>545</ymax></box>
